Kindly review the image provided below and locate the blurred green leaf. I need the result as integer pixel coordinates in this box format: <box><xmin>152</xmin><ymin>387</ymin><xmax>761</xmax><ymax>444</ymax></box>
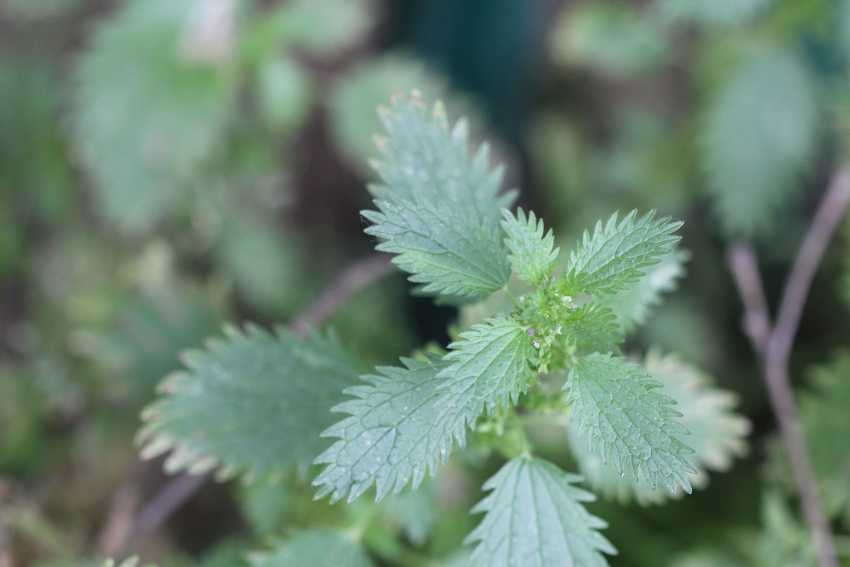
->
<box><xmin>379</xmin><ymin>481</ymin><xmax>438</xmax><ymax>546</ymax></box>
<box><xmin>138</xmin><ymin>326</ymin><xmax>362</xmax><ymax>480</ymax></box>
<box><xmin>801</xmin><ymin>351</ymin><xmax>850</xmax><ymax>526</ymax></box>
<box><xmin>240</xmin><ymin>478</ymin><xmax>292</xmax><ymax>538</ymax></box>
<box><xmin>255</xmin><ymin>55</ymin><xmax>313</xmax><ymax>133</ymax></box>
<box><xmin>701</xmin><ymin>50</ymin><xmax>819</xmax><ymax>237</ymax></box>
<box><xmin>598</xmin><ymin>245</ymin><xmax>688</xmax><ymax>333</ymax></box>
<box><xmin>218</xmin><ymin>212</ymin><xmax>310</xmax><ymax>314</ymax></box>
<box><xmin>249</xmin><ymin>530</ymin><xmax>374</xmax><ymax>567</ymax></box>
<box><xmin>550</xmin><ymin>2</ymin><xmax>669</xmax><ymax>78</ymax></box>
<box><xmin>0</xmin><ymin>59</ymin><xmax>73</xmax><ymax>221</ymax></box>
<box><xmin>328</xmin><ymin>52</ymin><xmax>451</xmax><ymax>175</ymax></box>
<box><xmin>73</xmin><ymin>0</ymin><xmax>236</xmax><ymax>230</ymax></box>
<box><xmin>258</xmin><ymin>0</ymin><xmax>374</xmax><ymax>59</ymax></box>
<box><xmin>655</xmin><ymin>0</ymin><xmax>773</xmax><ymax>27</ymax></box>
<box><xmin>569</xmin><ymin>350</ymin><xmax>750</xmax><ymax>505</ymax></box>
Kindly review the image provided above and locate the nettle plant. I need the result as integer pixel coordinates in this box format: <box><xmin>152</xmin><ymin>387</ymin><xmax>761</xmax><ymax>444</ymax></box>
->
<box><xmin>140</xmin><ymin>93</ymin><xmax>746</xmax><ymax>566</ymax></box>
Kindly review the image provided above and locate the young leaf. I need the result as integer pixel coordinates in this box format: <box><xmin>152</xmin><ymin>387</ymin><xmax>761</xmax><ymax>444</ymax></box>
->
<box><xmin>564</xmin><ymin>352</ymin><xmax>696</xmax><ymax>493</ymax></box>
<box><xmin>138</xmin><ymin>325</ymin><xmax>361</xmax><ymax>481</ymax></box>
<box><xmin>569</xmin><ymin>350</ymin><xmax>750</xmax><ymax>504</ymax></box>
<box><xmin>313</xmin><ymin>355</ymin><xmax>466</xmax><ymax>503</ymax></box>
<box><xmin>439</xmin><ymin>317</ymin><xmax>538</xmax><ymax>417</ymax></box>
<box><xmin>501</xmin><ymin>207</ymin><xmax>560</xmax><ymax>285</ymax></box>
<box><xmin>565</xmin><ymin>303</ymin><xmax>623</xmax><ymax>356</ymax></box>
<box><xmin>250</xmin><ymin>530</ymin><xmax>374</xmax><ymax>567</ymax></box>
<box><xmin>701</xmin><ymin>51</ymin><xmax>818</xmax><ymax>237</ymax></box>
<box><xmin>466</xmin><ymin>456</ymin><xmax>617</xmax><ymax>567</ymax></box>
<box><xmin>362</xmin><ymin>95</ymin><xmax>515</xmax><ymax>298</ymax></box>
<box><xmin>363</xmin><ymin>196</ymin><xmax>510</xmax><ymax>298</ymax></box>
<box><xmin>314</xmin><ymin>319</ymin><xmax>536</xmax><ymax>504</ymax></box>
<box><xmin>369</xmin><ymin>94</ymin><xmax>515</xmax><ymax>222</ymax></box>
<box><xmin>598</xmin><ymin>246</ymin><xmax>687</xmax><ymax>333</ymax></box>
<box><xmin>561</xmin><ymin>210</ymin><xmax>681</xmax><ymax>297</ymax></box>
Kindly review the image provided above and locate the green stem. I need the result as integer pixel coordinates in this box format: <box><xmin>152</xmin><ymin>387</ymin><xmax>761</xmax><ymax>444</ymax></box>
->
<box><xmin>503</xmin><ymin>286</ymin><xmax>520</xmax><ymax>308</ymax></box>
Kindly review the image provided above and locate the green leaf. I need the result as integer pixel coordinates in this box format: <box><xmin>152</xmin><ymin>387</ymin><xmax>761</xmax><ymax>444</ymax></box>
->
<box><xmin>328</xmin><ymin>53</ymin><xmax>452</xmax><ymax>176</ymax></box>
<box><xmin>569</xmin><ymin>350</ymin><xmax>750</xmax><ymax>505</ymax></box>
<box><xmin>363</xmin><ymin>196</ymin><xmax>510</xmax><ymax>298</ymax></box>
<box><xmin>363</xmin><ymin>95</ymin><xmax>515</xmax><ymax>298</ymax></box>
<box><xmin>380</xmin><ymin>481</ymin><xmax>438</xmax><ymax>546</ymax></box>
<box><xmin>369</xmin><ymin>94</ymin><xmax>515</xmax><ymax>223</ymax></box>
<box><xmin>314</xmin><ymin>319</ymin><xmax>536</xmax><ymax>504</ymax></box>
<box><xmin>564</xmin><ymin>353</ymin><xmax>696</xmax><ymax>493</ymax></box>
<box><xmin>440</xmin><ymin>317</ymin><xmax>538</xmax><ymax>417</ymax></box>
<box><xmin>72</xmin><ymin>0</ymin><xmax>235</xmax><ymax>230</ymax></box>
<box><xmin>138</xmin><ymin>325</ymin><xmax>361</xmax><ymax>481</ymax></box>
<box><xmin>250</xmin><ymin>530</ymin><xmax>375</xmax><ymax>567</ymax></box>
<box><xmin>256</xmin><ymin>55</ymin><xmax>313</xmax><ymax>132</ymax></box>
<box><xmin>466</xmin><ymin>456</ymin><xmax>617</xmax><ymax>567</ymax></box>
<box><xmin>655</xmin><ymin>0</ymin><xmax>772</xmax><ymax>27</ymax></box>
<box><xmin>313</xmin><ymin>355</ymin><xmax>466</xmax><ymax>503</ymax></box>
<box><xmin>240</xmin><ymin>478</ymin><xmax>292</xmax><ymax>537</ymax></box>
<box><xmin>598</xmin><ymin>246</ymin><xmax>688</xmax><ymax>333</ymax></box>
<box><xmin>501</xmin><ymin>208</ymin><xmax>560</xmax><ymax>285</ymax></box>
<box><xmin>550</xmin><ymin>1</ymin><xmax>669</xmax><ymax>79</ymax></box>
<box><xmin>271</xmin><ymin>0</ymin><xmax>373</xmax><ymax>58</ymax></box>
<box><xmin>561</xmin><ymin>210</ymin><xmax>681</xmax><ymax>297</ymax></box>
<box><xmin>701</xmin><ymin>51</ymin><xmax>818</xmax><ymax>237</ymax></box>
<box><xmin>565</xmin><ymin>303</ymin><xmax>623</xmax><ymax>356</ymax></box>
<box><xmin>218</xmin><ymin>212</ymin><xmax>310</xmax><ymax>314</ymax></box>
<box><xmin>801</xmin><ymin>351</ymin><xmax>850</xmax><ymax>524</ymax></box>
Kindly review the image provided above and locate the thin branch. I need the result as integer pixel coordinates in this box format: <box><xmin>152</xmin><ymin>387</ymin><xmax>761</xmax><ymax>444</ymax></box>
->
<box><xmin>132</xmin><ymin>472</ymin><xmax>207</xmax><ymax>538</ymax></box>
<box><xmin>290</xmin><ymin>254</ymin><xmax>394</xmax><ymax>337</ymax></box>
<box><xmin>769</xmin><ymin>167</ymin><xmax>850</xmax><ymax>371</ymax></box>
<box><xmin>121</xmin><ymin>253</ymin><xmax>397</xmax><ymax>551</ymax></box>
<box><xmin>728</xmin><ymin>166</ymin><xmax>850</xmax><ymax>567</ymax></box>
<box><xmin>726</xmin><ymin>241</ymin><xmax>772</xmax><ymax>358</ymax></box>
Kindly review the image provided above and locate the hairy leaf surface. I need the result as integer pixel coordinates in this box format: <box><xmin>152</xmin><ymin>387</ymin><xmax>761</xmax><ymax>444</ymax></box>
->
<box><xmin>440</xmin><ymin>317</ymin><xmax>537</xmax><ymax>417</ymax></box>
<box><xmin>565</xmin><ymin>303</ymin><xmax>623</xmax><ymax>356</ymax></box>
<box><xmin>598</xmin><ymin>246</ymin><xmax>687</xmax><ymax>333</ymax></box>
<box><xmin>362</xmin><ymin>95</ymin><xmax>515</xmax><ymax>298</ymax></box>
<box><xmin>369</xmin><ymin>95</ymin><xmax>514</xmax><ymax>222</ymax></box>
<box><xmin>250</xmin><ymin>530</ymin><xmax>374</xmax><ymax>567</ymax></box>
<box><xmin>569</xmin><ymin>350</ymin><xmax>749</xmax><ymax>504</ymax></box>
<box><xmin>315</xmin><ymin>319</ymin><xmax>536</xmax><ymax>504</ymax></box>
<box><xmin>501</xmin><ymin>208</ymin><xmax>559</xmax><ymax>285</ymax></box>
<box><xmin>138</xmin><ymin>325</ymin><xmax>361</xmax><ymax>480</ymax></box>
<box><xmin>313</xmin><ymin>355</ymin><xmax>467</xmax><ymax>503</ymax></box>
<box><xmin>363</xmin><ymin>196</ymin><xmax>510</xmax><ymax>297</ymax></box>
<box><xmin>466</xmin><ymin>456</ymin><xmax>616</xmax><ymax>567</ymax></box>
<box><xmin>564</xmin><ymin>353</ymin><xmax>696</xmax><ymax>493</ymax></box>
<box><xmin>562</xmin><ymin>210</ymin><xmax>681</xmax><ymax>297</ymax></box>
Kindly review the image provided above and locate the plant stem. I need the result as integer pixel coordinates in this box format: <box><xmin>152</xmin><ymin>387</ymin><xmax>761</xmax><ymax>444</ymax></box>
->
<box><xmin>503</xmin><ymin>286</ymin><xmax>521</xmax><ymax>308</ymax></box>
<box><xmin>727</xmin><ymin>166</ymin><xmax>850</xmax><ymax>567</ymax></box>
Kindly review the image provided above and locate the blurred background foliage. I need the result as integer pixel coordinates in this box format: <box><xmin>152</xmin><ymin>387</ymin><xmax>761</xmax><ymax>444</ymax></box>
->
<box><xmin>2</xmin><ymin>0</ymin><xmax>850</xmax><ymax>566</ymax></box>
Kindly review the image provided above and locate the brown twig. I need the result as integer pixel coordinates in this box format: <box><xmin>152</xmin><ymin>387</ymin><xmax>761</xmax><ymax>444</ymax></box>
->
<box><xmin>726</xmin><ymin>241</ymin><xmax>772</xmax><ymax>358</ymax></box>
<box><xmin>727</xmin><ymin>167</ymin><xmax>850</xmax><ymax>567</ymax></box>
<box><xmin>290</xmin><ymin>254</ymin><xmax>394</xmax><ymax>337</ymax></box>
<box><xmin>117</xmin><ymin>253</ymin><xmax>396</xmax><ymax>552</ymax></box>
